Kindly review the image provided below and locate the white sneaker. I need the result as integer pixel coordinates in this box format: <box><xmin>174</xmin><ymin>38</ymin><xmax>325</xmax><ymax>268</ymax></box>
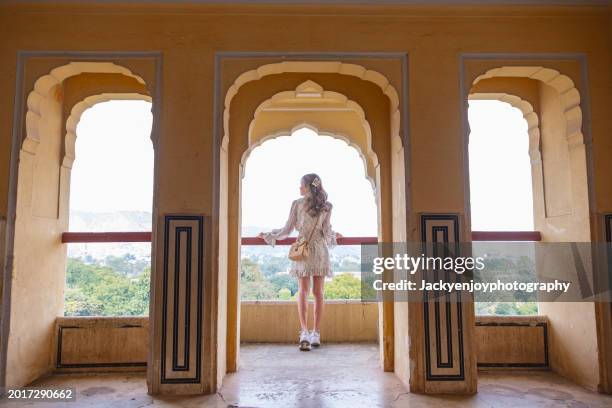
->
<box><xmin>299</xmin><ymin>330</ymin><xmax>311</xmax><ymax>351</ymax></box>
<box><xmin>310</xmin><ymin>330</ymin><xmax>321</xmax><ymax>347</ymax></box>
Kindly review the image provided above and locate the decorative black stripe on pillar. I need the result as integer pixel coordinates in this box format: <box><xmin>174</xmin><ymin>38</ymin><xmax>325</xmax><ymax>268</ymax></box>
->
<box><xmin>605</xmin><ymin>214</ymin><xmax>612</xmax><ymax>320</ymax></box>
<box><xmin>161</xmin><ymin>215</ymin><xmax>204</xmax><ymax>384</ymax></box>
<box><xmin>420</xmin><ymin>214</ymin><xmax>465</xmax><ymax>381</ymax></box>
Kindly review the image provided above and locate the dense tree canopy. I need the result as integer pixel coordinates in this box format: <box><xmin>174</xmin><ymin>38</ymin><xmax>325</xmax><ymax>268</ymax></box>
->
<box><xmin>64</xmin><ymin>253</ymin><xmax>537</xmax><ymax>316</ymax></box>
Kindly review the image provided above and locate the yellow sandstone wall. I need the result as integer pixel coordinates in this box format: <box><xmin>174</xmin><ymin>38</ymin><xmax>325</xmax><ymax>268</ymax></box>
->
<box><xmin>7</xmin><ymin>81</ymin><xmax>69</xmax><ymax>387</ymax></box>
<box><xmin>51</xmin><ymin>314</ymin><xmax>549</xmax><ymax>369</ymax></box>
<box><xmin>0</xmin><ymin>0</ymin><xmax>610</xmax><ymax>394</ymax></box>
<box><xmin>469</xmin><ymin>73</ymin><xmax>603</xmax><ymax>390</ymax></box>
<box><xmin>0</xmin><ymin>4</ymin><xmax>608</xmax><ymax>219</ymax></box>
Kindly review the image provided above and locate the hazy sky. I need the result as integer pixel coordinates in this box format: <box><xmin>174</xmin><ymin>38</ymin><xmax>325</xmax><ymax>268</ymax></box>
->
<box><xmin>241</xmin><ymin>129</ymin><xmax>378</xmax><ymax>236</ymax></box>
<box><xmin>70</xmin><ymin>101</ymin><xmax>154</xmax><ymax>213</ymax></box>
<box><xmin>468</xmin><ymin>100</ymin><xmax>534</xmax><ymax>231</ymax></box>
<box><xmin>70</xmin><ymin>99</ymin><xmax>534</xmax><ymax>234</ymax></box>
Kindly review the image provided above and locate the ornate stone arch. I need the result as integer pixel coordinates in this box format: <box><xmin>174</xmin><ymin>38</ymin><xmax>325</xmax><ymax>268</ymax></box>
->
<box><xmin>468</xmin><ymin>93</ymin><xmax>545</xmax><ymax>220</ymax></box>
<box><xmin>63</xmin><ymin>92</ymin><xmax>152</xmax><ymax>169</ymax></box>
<box><xmin>469</xmin><ymin>66</ymin><xmax>589</xmax><ymax>235</ymax></box>
<box><xmin>219</xmin><ymin>61</ymin><xmax>403</xmax><ymax>378</ymax></box>
<box><xmin>4</xmin><ymin>59</ymin><xmax>156</xmax><ymax>392</ymax></box>
<box><xmin>470</xmin><ymin>64</ymin><xmax>601</xmax><ymax>392</ymax></box>
<box><xmin>242</xmin><ymin>123</ymin><xmax>377</xmax><ymax>192</ymax></box>
<box><xmin>241</xmin><ymin>81</ymin><xmax>379</xmax><ymax>191</ymax></box>
<box><xmin>222</xmin><ymin>61</ymin><xmax>401</xmax><ymax>150</ymax></box>
<box><xmin>473</xmin><ymin>67</ymin><xmax>583</xmax><ymax>148</ymax></box>
<box><xmin>24</xmin><ymin>62</ymin><xmax>148</xmax><ymax>155</ymax></box>
<box><xmin>468</xmin><ymin>93</ymin><xmax>540</xmax><ymax>160</ymax></box>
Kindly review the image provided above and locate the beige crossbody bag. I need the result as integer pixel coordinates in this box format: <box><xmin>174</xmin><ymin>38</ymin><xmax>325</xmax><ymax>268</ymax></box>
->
<box><xmin>288</xmin><ymin>211</ymin><xmax>322</xmax><ymax>261</ymax></box>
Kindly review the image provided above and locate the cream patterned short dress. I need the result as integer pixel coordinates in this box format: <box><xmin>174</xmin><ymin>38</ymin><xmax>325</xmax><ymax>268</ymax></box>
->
<box><xmin>262</xmin><ymin>197</ymin><xmax>338</xmax><ymax>278</ymax></box>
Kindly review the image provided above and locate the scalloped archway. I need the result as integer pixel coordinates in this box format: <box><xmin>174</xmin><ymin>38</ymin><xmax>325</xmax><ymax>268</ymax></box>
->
<box><xmin>4</xmin><ymin>61</ymin><xmax>155</xmax><ymax>389</ymax></box>
<box><xmin>24</xmin><ymin>62</ymin><xmax>148</xmax><ymax>155</ymax></box>
<box><xmin>243</xmin><ymin>124</ymin><xmax>377</xmax><ymax>194</ymax></box>
<box><xmin>242</xmin><ymin>81</ymin><xmax>379</xmax><ymax>192</ymax></box>
<box><xmin>468</xmin><ymin>66</ymin><xmax>590</xmax><ymax>241</ymax></box>
<box><xmin>222</xmin><ymin>61</ymin><xmax>401</xmax><ymax>150</ymax></box>
<box><xmin>468</xmin><ymin>93</ymin><xmax>545</xmax><ymax>221</ymax></box>
<box><xmin>468</xmin><ymin>65</ymin><xmax>596</xmax><ymax>391</ymax></box>
<box><xmin>473</xmin><ymin>67</ymin><xmax>583</xmax><ymax>152</ymax></box>
<box><xmin>63</xmin><ymin>92</ymin><xmax>152</xmax><ymax>169</ymax></box>
<box><xmin>219</xmin><ymin>61</ymin><xmax>404</xmax><ymax>380</ymax></box>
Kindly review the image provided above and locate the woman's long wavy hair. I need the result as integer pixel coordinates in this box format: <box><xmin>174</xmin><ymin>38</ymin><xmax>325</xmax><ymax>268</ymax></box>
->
<box><xmin>301</xmin><ymin>173</ymin><xmax>332</xmax><ymax>217</ymax></box>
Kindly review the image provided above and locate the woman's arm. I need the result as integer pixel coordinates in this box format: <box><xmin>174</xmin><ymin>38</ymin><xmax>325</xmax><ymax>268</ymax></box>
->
<box><xmin>258</xmin><ymin>199</ymin><xmax>298</xmax><ymax>247</ymax></box>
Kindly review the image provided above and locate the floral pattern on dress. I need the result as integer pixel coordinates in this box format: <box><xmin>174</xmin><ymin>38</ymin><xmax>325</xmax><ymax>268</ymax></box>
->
<box><xmin>262</xmin><ymin>197</ymin><xmax>337</xmax><ymax>278</ymax></box>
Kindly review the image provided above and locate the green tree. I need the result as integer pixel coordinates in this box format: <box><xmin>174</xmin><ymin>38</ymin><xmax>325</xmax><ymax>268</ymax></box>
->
<box><xmin>269</xmin><ymin>274</ymin><xmax>298</xmax><ymax>296</ymax></box>
<box><xmin>240</xmin><ymin>258</ymin><xmax>279</xmax><ymax>299</ymax></box>
<box><xmin>103</xmin><ymin>254</ymin><xmax>149</xmax><ymax>277</ymax></box>
<box><xmin>241</xmin><ymin>281</ymin><xmax>278</xmax><ymax>300</ymax></box>
<box><xmin>516</xmin><ymin>302</ymin><xmax>538</xmax><ymax>315</ymax></box>
<box><xmin>259</xmin><ymin>257</ymin><xmax>290</xmax><ymax>276</ymax></box>
<box><xmin>241</xmin><ymin>258</ymin><xmax>264</xmax><ymax>282</ymax></box>
<box><xmin>324</xmin><ymin>273</ymin><xmax>361</xmax><ymax>299</ymax></box>
<box><xmin>494</xmin><ymin>302</ymin><xmax>515</xmax><ymax>315</ymax></box>
<box><xmin>125</xmin><ymin>267</ymin><xmax>151</xmax><ymax>315</ymax></box>
<box><xmin>278</xmin><ymin>287</ymin><xmax>291</xmax><ymax>300</ymax></box>
<box><xmin>64</xmin><ymin>287</ymin><xmax>104</xmax><ymax>316</ymax></box>
<box><xmin>337</xmin><ymin>258</ymin><xmax>360</xmax><ymax>272</ymax></box>
<box><xmin>64</xmin><ymin>257</ymin><xmax>151</xmax><ymax>316</ymax></box>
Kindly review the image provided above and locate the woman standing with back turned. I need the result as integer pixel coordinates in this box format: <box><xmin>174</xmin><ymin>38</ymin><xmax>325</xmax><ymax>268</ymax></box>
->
<box><xmin>258</xmin><ymin>173</ymin><xmax>342</xmax><ymax>351</ymax></box>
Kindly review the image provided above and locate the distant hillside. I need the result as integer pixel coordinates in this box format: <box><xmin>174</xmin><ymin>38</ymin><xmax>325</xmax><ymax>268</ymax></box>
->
<box><xmin>66</xmin><ymin>211</ymin><xmax>360</xmax><ymax>260</ymax></box>
<box><xmin>67</xmin><ymin>210</ymin><xmax>152</xmax><ymax>260</ymax></box>
<box><xmin>241</xmin><ymin>225</ymin><xmax>282</xmax><ymax>238</ymax></box>
<box><xmin>69</xmin><ymin>210</ymin><xmax>152</xmax><ymax>232</ymax></box>
<box><xmin>240</xmin><ymin>225</ymin><xmax>361</xmax><ymax>258</ymax></box>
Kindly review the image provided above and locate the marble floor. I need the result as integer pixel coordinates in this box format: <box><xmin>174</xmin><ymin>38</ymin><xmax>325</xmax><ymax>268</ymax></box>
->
<box><xmin>4</xmin><ymin>343</ymin><xmax>611</xmax><ymax>407</ymax></box>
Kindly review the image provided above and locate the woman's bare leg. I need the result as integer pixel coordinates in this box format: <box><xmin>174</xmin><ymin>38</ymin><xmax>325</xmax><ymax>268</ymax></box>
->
<box><xmin>312</xmin><ymin>276</ymin><xmax>325</xmax><ymax>331</ymax></box>
<box><xmin>297</xmin><ymin>276</ymin><xmax>311</xmax><ymax>332</ymax></box>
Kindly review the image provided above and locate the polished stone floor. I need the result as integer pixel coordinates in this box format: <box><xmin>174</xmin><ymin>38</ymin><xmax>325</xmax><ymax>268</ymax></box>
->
<box><xmin>4</xmin><ymin>343</ymin><xmax>611</xmax><ymax>407</ymax></box>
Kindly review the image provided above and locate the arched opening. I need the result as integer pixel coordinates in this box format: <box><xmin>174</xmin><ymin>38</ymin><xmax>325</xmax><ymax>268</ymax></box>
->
<box><xmin>467</xmin><ymin>67</ymin><xmax>599</xmax><ymax>390</ymax></box>
<box><xmin>3</xmin><ymin>62</ymin><xmax>155</xmax><ymax>389</ymax></box>
<box><xmin>468</xmin><ymin>100</ymin><xmax>534</xmax><ymax>232</ymax></box>
<box><xmin>64</xmin><ymin>100</ymin><xmax>153</xmax><ymax>317</ymax></box>
<box><xmin>468</xmin><ymin>99</ymin><xmax>538</xmax><ymax>316</ymax></box>
<box><xmin>224</xmin><ymin>114</ymin><xmax>392</xmax><ymax>406</ymax></box>
<box><xmin>240</xmin><ymin>125</ymin><xmax>377</xmax><ymax>300</ymax></box>
<box><xmin>218</xmin><ymin>66</ymin><xmax>404</xmax><ymax>390</ymax></box>
<box><xmin>469</xmin><ymin>67</ymin><xmax>589</xmax><ymax>241</ymax></box>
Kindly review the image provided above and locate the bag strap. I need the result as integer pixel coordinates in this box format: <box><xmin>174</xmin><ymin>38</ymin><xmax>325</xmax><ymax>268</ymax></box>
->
<box><xmin>304</xmin><ymin>211</ymin><xmax>323</xmax><ymax>244</ymax></box>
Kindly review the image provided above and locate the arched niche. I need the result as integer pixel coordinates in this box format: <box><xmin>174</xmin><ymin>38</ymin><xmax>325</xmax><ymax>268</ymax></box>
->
<box><xmin>243</xmin><ymin>81</ymin><xmax>378</xmax><ymax>192</ymax></box>
<box><xmin>466</xmin><ymin>67</ymin><xmax>598</xmax><ymax>392</ymax></box>
<box><xmin>222</xmin><ymin>61</ymin><xmax>401</xmax><ymax>151</ymax></box>
<box><xmin>5</xmin><ymin>62</ymin><xmax>153</xmax><ymax>389</ymax></box>
<box><xmin>468</xmin><ymin>68</ymin><xmax>589</xmax><ymax>241</ymax></box>
<box><xmin>218</xmin><ymin>63</ymin><xmax>403</xmax><ymax>386</ymax></box>
<box><xmin>244</xmin><ymin>123</ymin><xmax>377</xmax><ymax>194</ymax></box>
<box><xmin>64</xmin><ymin>92</ymin><xmax>152</xmax><ymax>169</ymax></box>
<box><xmin>24</xmin><ymin>62</ymin><xmax>148</xmax><ymax>154</ymax></box>
<box><xmin>468</xmin><ymin>92</ymin><xmax>545</xmax><ymax>226</ymax></box>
